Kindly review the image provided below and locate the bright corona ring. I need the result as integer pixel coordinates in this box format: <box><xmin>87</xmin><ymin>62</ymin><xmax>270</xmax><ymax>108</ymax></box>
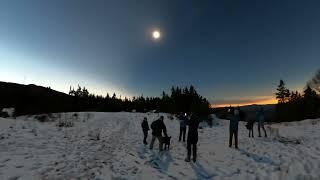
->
<box><xmin>152</xmin><ymin>30</ymin><xmax>161</xmax><ymax>40</ymax></box>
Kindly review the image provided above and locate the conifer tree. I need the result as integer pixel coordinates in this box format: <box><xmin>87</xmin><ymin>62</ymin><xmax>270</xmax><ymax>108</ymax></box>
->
<box><xmin>275</xmin><ymin>80</ymin><xmax>290</xmax><ymax>103</ymax></box>
<box><xmin>303</xmin><ymin>86</ymin><xmax>319</xmax><ymax>119</ymax></box>
<box><xmin>308</xmin><ymin>69</ymin><xmax>320</xmax><ymax>93</ymax></box>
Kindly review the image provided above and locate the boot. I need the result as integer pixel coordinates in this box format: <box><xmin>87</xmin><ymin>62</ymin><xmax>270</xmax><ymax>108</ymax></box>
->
<box><xmin>185</xmin><ymin>157</ymin><xmax>191</xmax><ymax>162</ymax></box>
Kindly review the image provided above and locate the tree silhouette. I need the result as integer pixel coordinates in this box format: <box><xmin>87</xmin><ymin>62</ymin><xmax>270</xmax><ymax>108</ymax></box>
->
<box><xmin>275</xmin><ymin>79</ymin><xmax>320</xmax><ymax>122</ymax></box>
<box><xmin>66</xmin><ymin>85</ymin><xmax>210</xmax><ymax>117</ymax></box>
<box><xmin>308</xmin><ymin>69</ymin><xmax>320</xmax><ymax>93</ymax></box>
<box><xmin>275</xmin><ymin>80</ymin><xmax>290</xmax><ymax>104</ymax></box>
<box><xmin>303</xmin><ymin>86</ymin><xmax>319</xmax><ymax>119</ymax></box>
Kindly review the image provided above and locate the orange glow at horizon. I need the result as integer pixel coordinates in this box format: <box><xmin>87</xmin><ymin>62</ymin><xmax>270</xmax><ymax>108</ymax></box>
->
<box><xmin>211</xmin><ymin>97</ymin><xmax>277</xmax><ymax>108</ymax></box>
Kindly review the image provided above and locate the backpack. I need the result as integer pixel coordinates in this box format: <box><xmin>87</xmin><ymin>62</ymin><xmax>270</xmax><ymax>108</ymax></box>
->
<box><xmin>245</xmin><ymin>123</ymin><xmax>250</xmax><ymax>130</ymax></box>
<box><xmin>151</xmin><ymin>121</ymin><xmax>156</xmax><ymax>130</ymax></box>
<box><xmin>239</xmin><ymin>110</ymin><xmax>246</xmax><ymax>121</ymax></box>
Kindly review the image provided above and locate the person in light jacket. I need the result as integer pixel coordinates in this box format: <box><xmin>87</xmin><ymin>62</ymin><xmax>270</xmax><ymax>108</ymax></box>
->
<box><xmin>256</xmin><ymin>107</ymin><xmax>267</xmax><ymax>137</ymax></box>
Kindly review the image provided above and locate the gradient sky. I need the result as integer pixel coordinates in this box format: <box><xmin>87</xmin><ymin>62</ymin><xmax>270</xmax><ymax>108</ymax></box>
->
<box><xmin>1</xmin><ymin>0</ymin><xmax>320</xmax><ymax>106</ymax></box>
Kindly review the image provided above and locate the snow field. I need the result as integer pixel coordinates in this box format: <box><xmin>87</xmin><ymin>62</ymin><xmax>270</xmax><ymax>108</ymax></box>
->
<box><xmin>0</xmin><ymin>112</ymin><xmax>319</xmax><ymax>180</ymax></box>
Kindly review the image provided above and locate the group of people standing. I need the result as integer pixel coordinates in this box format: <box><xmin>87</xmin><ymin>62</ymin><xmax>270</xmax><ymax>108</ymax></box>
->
<box><xmin>141</xmin><ymin>107</ymin><xmax>268</xmax><ymax>163</ymax></box>
<box><xmin>141</xmin><ymin>113</ymin><xmax>200</xmax><ymax>163</ymax></box>
<box><xmin>141</xmin><ymin>115</ymin><xmax>168</xmax><ymax>151</ymax></box>
<box><xmin>229</xmin><ymin>107</ymin><xmax>268</xmax><ymax>149</ymax></box>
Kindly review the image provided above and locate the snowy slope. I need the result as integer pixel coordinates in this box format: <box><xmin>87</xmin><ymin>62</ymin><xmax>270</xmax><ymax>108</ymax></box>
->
<box><xmin>0</xmin><ymin>113</ymin><xmax>320</xmax><ymax>180</ymax></box>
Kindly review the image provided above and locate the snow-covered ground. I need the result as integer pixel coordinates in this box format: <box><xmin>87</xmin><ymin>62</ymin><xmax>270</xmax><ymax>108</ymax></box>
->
<box><xmin>0</xmin><ymin>112</ymin><xmax>320</xmax><ymax>180</ymax></box>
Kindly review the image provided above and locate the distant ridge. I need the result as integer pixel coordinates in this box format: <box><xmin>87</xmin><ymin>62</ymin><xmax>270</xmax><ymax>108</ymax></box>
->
<box><xmin>212</xmin><ymin>104</ymin><xmax>276</xmax><ymax>122</ymax></box>
<box><xmin>0</xmin><ymin>81</ymin><xmax>74</xmax><ymax>115</ymax></box>
<box><xmin>237</xmin><ymin>104</ymin><xmax>276</xmax><ymax>111</ymax></box>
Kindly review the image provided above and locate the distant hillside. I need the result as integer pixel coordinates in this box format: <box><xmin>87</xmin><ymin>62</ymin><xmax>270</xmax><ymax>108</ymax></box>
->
<box><xmin>237</xmin><ymin>104</ymin><xmax>276</xmax><ymax>112</ymax></box>
<box><xmin>0</xmin><ymin>81</ymin><xmax>74</xmax><ymax>115</ymax></box>
<box><xmin>212</xmin><ymin>104</ymin><xmax>276</xmax><ymax>122</ymax></box>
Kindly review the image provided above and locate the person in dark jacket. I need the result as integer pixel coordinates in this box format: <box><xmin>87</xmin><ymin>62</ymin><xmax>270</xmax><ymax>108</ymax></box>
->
<box><xmin>229</xmin><ymin>108</ymin><xmax>239</xmax><ymax>149</ymax></box>
<box><xmin>179</xmin><ymin>114</ymin><xmax>187</xmax><ymax>142</ymax></box>
<box><xmin>141</xmin><ymin>117</ymin><xmax>150</xmax><ymax>145</ymax></box>
<box><xmin>256</xmin><ymin>107</ymin><xmax>267</xmax><ymax>137</ymax></box>
<box><xmin>246</xmin><ymin>118</ymin><xmax>255</xmax><ymax>138</ymax></box>
<box><xmin>185</xmin><ymin>113</ymin><xmax>200</xmax><ymax>162</ymax></box>
<box><xmin>150</xmin><ymin>116</ymin><xmax>168</xmax><ymax>151</ymax></box>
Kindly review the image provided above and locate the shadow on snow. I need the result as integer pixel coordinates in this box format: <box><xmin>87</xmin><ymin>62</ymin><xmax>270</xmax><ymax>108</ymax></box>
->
<box><xmin>191</xmin><ymin>162</ymin><xmax>216</xmax><ymax>180</ymax></box>
<box><xmin>239</xmin><ymin>149</ymin><xmax>278</xmax><ymax>166</ymax></box>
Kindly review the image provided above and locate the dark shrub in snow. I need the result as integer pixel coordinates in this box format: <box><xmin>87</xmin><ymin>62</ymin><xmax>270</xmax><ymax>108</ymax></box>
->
<box><xmin>35</xmin><ymin>114</ymin><xmax>50</xmax><ymax>122</ymax></box>
<box><xmin>0</xmin><ymin>112</ymin><xmax>9</xmax><ymax>118</ymax></box>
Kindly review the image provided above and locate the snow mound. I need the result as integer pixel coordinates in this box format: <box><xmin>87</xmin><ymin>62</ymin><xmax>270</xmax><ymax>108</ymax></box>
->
<box><xmin>1</xmin><ymin>108</ymin><xmax>15</xmax><ymax>117</ymax></box>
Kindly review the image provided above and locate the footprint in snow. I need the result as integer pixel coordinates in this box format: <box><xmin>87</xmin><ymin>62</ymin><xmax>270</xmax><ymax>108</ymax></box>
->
<box><xmin>134</xmin><ymin>160</ymin><xmax>140</xmax><ymax>164</ymax></box>
<box><xmin>168</xmin><ymin>175</ymin><xmax>178</xmax><ymax>180</ymax></box>
<box><xmin>8</xmin><ymin>176</ymin><xmax>20</xmax><ymax>180</ymax></box>
<box><xmin>131</xmin><ymin>167</ymin><xmax>139</xmax><ymax>174</ymax></box>
<box><xmin>2</xmin><ymin>158</ymin><xmax>11</xmax><ymax>163</ymax></box>
<box><xmin>24</xmin><ymin>155</ymin><xmax>34</xmax><ymax>159</ymax></box>
<box><xmin>29</xmin><ymin>166</ymin><xmax>39</xmax><ymax>170</ymax></box>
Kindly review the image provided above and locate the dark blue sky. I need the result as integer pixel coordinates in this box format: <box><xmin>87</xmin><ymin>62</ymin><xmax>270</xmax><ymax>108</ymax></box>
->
<box><xmin>1</xmin><ymin>0</ymin><xmax>320</xmax><ymax>106</ymax></box>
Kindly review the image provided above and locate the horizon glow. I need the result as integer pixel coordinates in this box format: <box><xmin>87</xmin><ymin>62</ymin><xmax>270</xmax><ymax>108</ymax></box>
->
<box><xmin>1</xmin><ymin>1</ymin><xmax>319</xmax><ymax>106</ymax></box>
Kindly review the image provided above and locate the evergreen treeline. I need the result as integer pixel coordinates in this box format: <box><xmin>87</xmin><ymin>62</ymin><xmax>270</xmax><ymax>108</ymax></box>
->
<box><xmin>68</xmin><ymin>85</ymin><xmax>210</xmax><ymax>117</ymax></box>
<box><xmin>275</xmin><ymin>78</ymin><xmax>320</xmax><ymax>122</ymax></box>
<box><xmin>0</xmin><ymin>82</ymin><xmax>210</xmax><ymax>116</ymax></box>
